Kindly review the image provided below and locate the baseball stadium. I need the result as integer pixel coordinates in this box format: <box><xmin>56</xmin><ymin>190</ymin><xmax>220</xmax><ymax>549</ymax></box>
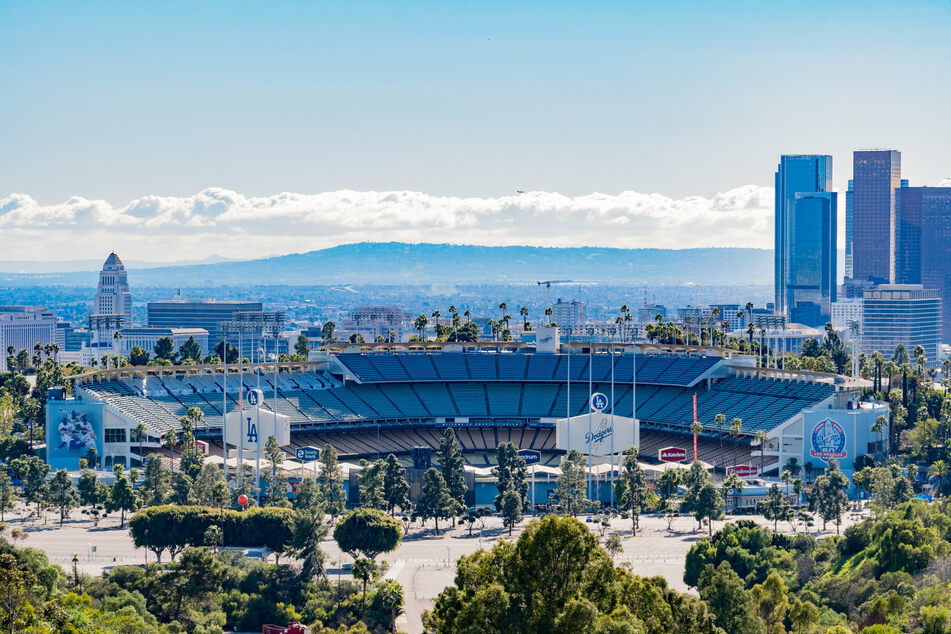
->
<box><xmin>49</xmin><ymin>338</ymin><xmax>885</xmax><ymax>504</ymax></box>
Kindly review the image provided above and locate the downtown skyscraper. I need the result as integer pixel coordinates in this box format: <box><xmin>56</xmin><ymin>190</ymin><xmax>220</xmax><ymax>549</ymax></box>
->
<box><xmin>895</xmin><ymin>184</ymin><xmax>951</xmax><ymax>342</ymax></box>
<box><xmin>851</xmin><ymin>150</ymin><xmax>901</xmax><ymax>284</ymax></box>
<box><xmin>774</xmin><ymin>155</ymin><xmax>836</xmax><ymax>326</ymax></box>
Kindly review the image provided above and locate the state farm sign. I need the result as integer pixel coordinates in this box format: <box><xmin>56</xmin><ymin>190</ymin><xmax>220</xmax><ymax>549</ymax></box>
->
<box><xmin>658</xmin><ymin>446</ymin><xmax>687</xmax><ymax>462</ymax></box>
<box><xmin>726</xmin><ymin>465</ymin><xmax>758</xmax><ymax>478</ymax></box>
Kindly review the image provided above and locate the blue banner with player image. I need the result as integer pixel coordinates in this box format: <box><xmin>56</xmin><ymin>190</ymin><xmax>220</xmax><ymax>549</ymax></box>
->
<box><xmin>47</xmin><ymin>402</ymin><xmax>104</xmax><ymax>470</ymax></box>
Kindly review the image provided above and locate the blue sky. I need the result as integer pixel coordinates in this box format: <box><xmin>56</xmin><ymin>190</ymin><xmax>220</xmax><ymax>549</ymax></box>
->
<box><xmin>1</xmin><ymin>1</ymin><xmax>949</xmax><ymax>259</ymax></box>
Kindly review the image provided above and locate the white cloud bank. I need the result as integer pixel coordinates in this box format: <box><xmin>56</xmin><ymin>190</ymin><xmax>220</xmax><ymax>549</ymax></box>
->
<box><xmin>0</xmin><ymin>185</ymin><xmax>775</xmax><ymax>262</ymax></box>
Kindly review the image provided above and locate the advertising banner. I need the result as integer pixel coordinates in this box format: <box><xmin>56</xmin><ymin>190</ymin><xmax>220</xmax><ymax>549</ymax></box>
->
<box><xmin>658</xmin><ymin>447</ymin><xmax>687</xmax><ymax>462</ymax></box>
<box><xmin>47</xmin><ymin>402</ymin><xmax>104</xmax><ymax>470</ymax></box>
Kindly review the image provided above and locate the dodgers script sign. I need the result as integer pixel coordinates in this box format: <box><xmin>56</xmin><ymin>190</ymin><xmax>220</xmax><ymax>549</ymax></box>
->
<box><xmin>658</xmin><ymin>446</ymin><xmax>687</xmax><ymax>462</ymax></box>
<box><xmin>727</xmin><ymin>465</ymin><xmax>758</xmax><ymax>478</ymax></box>
<box><xmin>810</xmin><ymin>418</ymin><xmax>847</xmax><ymax>460</ymax></box>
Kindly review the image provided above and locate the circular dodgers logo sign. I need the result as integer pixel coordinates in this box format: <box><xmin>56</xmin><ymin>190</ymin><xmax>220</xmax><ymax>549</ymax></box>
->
<box><xmin>810</xmin><ymin>418</ymin><xmax>846</xmax><ymax>460</ymax></box>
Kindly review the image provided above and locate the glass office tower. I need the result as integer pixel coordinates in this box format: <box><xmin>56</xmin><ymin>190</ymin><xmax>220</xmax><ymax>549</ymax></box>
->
<box><xmin>844</xmin><ymin>180</ymin><xmax>853</xmax><ymax>280</ymax></box>
<box><xmin>852</xmin><ymin>150</ymin><xmax>901</xmax><ymax>284</ymax></box>
<box><xmin>774</xmin><ymin>155</ymin><xmax>833</xmax><ymax>319</ymax></box>
<box><xmin>786</xmin><ymin>193</ymin><xmax>837</xmax><ymax>326</ymax></box>
<box><xmin>897</xmin><ymin>185</ymin><xmax>951</xmax><ymax>341</ymax></box>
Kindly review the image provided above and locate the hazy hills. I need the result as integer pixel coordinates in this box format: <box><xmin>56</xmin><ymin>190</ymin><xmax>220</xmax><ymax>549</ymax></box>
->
<box><xmin>0</xmin><ymin>242</ymin><xmax>773</xmax><ymax>287</ymax></box>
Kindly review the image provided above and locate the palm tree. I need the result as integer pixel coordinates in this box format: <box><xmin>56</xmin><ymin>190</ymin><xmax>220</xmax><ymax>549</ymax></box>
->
<box><xmin>463</xmin><ymin>309</ymin><xmax>471</xmax><ymax>323</ymax></box>
<box><xmin>133</xmin><ymin>422</ymin><xmax>148</xmax><ymax>467</ymax></box>
<box><xmin>430</xmin><ymin>310</ymin><xmax>441</xmax><ymax>339</ymax></box>
<box><xmin>714</xmin><ymin>413</ymin><xmax>726</xmax><ymax>452</ymax></box>
<box><xmin>690</xmin><ymin>420</ymin><xmax>703</xmax><ymax>461</ymax></box>
<box><xmin>730</xmin><ymin>417</ymin><xmax>742</xmax><ymax>465</ymax></box>
<box><xmin>33</xmin><ymin>342</ymin><xmax>42</xmax><ymax>368</ymax></box>
<box><xmin>754</xmin><ymin>430</ymin><xmax>769</xmax><ymax>474</ymax></box>
<box><xmin>871</xmin><ymin>415</ymin><xmax>887</xmax><ymax>462</ymax></box>
<box><xmin>871</xmin><ymin>351</ymin><xmax>884</xmax><ymax>392</ymax></box>
<box><xmin>163</xmin><ymin>430</ymin><xmax>177</xmax><ymax>470</ymax></box>
<box><xmin>781</xmin><ymin>469</ymin><xmax>793</xmax><ymax>497</ymax></box>
<box><xmin>113</xmin><ymin>331</ymin><xmax>123</xmax><ymax>369</ymax></box>
<box><xmin>414</xmin><ymin>315</ymin><xmax>428</xmax><ymax>341</ymax></box>
<box><xmin>746</xmin><ymin>322</ymin><xmax>756</xmax><ymax>349</ymax></box>
<box><xmin>710</xmin><ymin>307</ymin><xmax>720</xmax><ymax>346</ymax></box>
<box><xmin>544</xmin><ymin>307</ymin><xmax>553</xmax><ymax>326</ymax></box>
<box><xmin>929</xmin><ymin>460</ymin><xmax>948</xmax><ymax>497</ymax></box>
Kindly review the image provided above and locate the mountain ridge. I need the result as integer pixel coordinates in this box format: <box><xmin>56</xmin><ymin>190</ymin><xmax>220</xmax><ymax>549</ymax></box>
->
<box><xmin>0</xmin><ymin>242</ymin><xmax>774</xmax><ymax>286</ymax></box>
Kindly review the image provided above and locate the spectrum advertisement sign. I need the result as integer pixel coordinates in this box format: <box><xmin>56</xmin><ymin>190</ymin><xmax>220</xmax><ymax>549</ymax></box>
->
<box><xmin>47</xmin><ymin>402</ymin><xmax>104</xmax><ymax>470</ymax></box>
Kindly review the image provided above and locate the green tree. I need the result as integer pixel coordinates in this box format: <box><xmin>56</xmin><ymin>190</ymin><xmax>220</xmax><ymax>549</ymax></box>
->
<box><xmin>416</xmin><ymin>468</ymin><xmax>459</xmax><ymax>535</ymax></box>
<box><xmin>697</xmin><ymin>561</ymin><xmax>764</xmax><ymax>634</ymax></box>
<box><xmin>153</xmin><ymin>336</ymin><xmax>176</xmax><ymax>362</ymax></box>
<box><xmin>656</xmin><ymin>467</ymin><xmax>681</xmax><ymax>500</ymax></box>
<box><xmin>178</xmin><ymin>336</ymin><xmax>201</xmax><ymax>362</ymax></box>
<box><xmin>317</xmin><ymin>444</ymin><xmax>346</xmax><ymax>521</ymax></box>
<box><xmin>263</xmin><ymin>435</ymin><xmax>289</xmax><ymax>506</ymax></box>
<box><xmin>555</xmin><ymin>449</ymin><xmax>590</xmax><ymax>517</ymax></box>
<box><xmin>750</xmin><ymin>572</ymin><xmax>789</xmax><ymax>633</ymax></box>
<box><xmin>294</xmin><ymin>333</ymin><xmax>310</xmax><ymax>358</ymax></box>
<box><xmin>107</xmin><ymin>468</ymin><xmax>139</xmax><ymax>528</ymax></box>
<box><xmin>321</xmin><ymin>321</ymin><xmax>336</xmax><ymax>345</ymax></box>
<box><xmin>814</xmin><ymin>458</ymin><xmax>850</xmax><ymax>535</ymax></box>
<box><xmin>494</xmin><ymin>441</ymin><xmax>528</xmax><ymax>512</ymax></box>
<box><xmin>437</xmin><ymin>429</ymin><xmax>466</xmax><ymax>524</ymax></box>
<box><xmin>693</xmin><ymin>482</ymin><xmax>724</xmax><ymax>537</ymax></box>
<box><xmin>500</xmin><ymin>485</ymin><xmax>523</xmax><ymax>535</ymax></box>
<box><xmin>0</xmin><ymin>553</ymin><xmax>36</xmax><ymax>633</ymax></box>
<box><xmin>414</xmin><ymin>314</ymin><xmax>429</xmax><ymax>340</ymax></box>
<box><xmin>128</xmin><ymin>345</ymin><xmax>150</xmax><ymax>366</ymax></box>
<box><xmin>754</xmin><ymin>429</ymin><xmax>770</xmax><ymax>472</ymax></box>
<box><xmin>357</xmin><ymin>458</ymin><xmax>386</xmax><ymax>510</ymax></box>
<box><xmin>382</xmin><ymin>453</ymin><xmax>410</xmax><ymax>515</ymax></box>
<box><xmin>214</xmin><ymin>340</ymin><xmax>238</xmax><ymax>363</ymax></box>
<box><xmin>43</xmin><ymin>469</ymin><xmax>78</xmax><ymax>526</ymax></box>
<box><xmin>616</xmin><ymin>447</ymin><xmax>648</xmax><ymax>535</ymax></box>
<box><xmin>0</xmin><ymin>473</ymin><xmax>13</xmax><ymax>523</ymax></box>
<box><xmin>141</xmin><ymin>454</ymin><xmax>172</xmax><ymax>507</ymax></box>
<box><xmin>425</xmin><ymin>515</ymin><xmax>719</xmax><ymax>633</ymax></box>
<box><xmin>10</xmin><ymin>454</ymin><xmax>49</xmax><ymax>519</ymax></box>
<box><xmin>333</xmin><ymin>507</ymin><xmax>403</xmax><ymax>560</ymax></box>
<box><xmin>721</xmin><ymin>472</ymin><xmax>744</xmax><ymax>513</ymax></box>
<box><xmin>758</xmin><ymin>484</ymin><xmax>792</xmax><ymax>532</ymax></box>
<box><xmin>788</xmin><ymin>597</ymin><xmax>819</xmax><ymax>634</ymax></box>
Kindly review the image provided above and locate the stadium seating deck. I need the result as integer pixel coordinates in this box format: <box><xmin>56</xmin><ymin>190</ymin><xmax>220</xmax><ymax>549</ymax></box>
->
<box><xmin>336</xmin><ymin>352</ymin><xmax>718</xmax><ymax>387</ymax></box>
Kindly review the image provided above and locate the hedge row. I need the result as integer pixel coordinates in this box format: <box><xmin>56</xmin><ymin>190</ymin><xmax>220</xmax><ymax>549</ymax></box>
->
<box><xmin>129</xmin><ymin>505</ymin><xmax>295</xmax><ymax>561</ymax></box>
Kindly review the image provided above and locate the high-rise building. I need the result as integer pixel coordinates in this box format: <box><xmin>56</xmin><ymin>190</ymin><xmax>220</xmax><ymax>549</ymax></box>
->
<box><xmin>896</xmin><ymin>185</ymin><xmax>951</xmax><ymax>341</ymax></box>
<box><xmin>774</xmin><ymin>155</ymin><xmax>834</xmax><ymax>320</ymax></box>
<box><xmin>844</xmin><ymin>179</ymin><xmax>853</xmax><ymax>279</ymax></box>
<box><xmin>787</xmin><ymin>192</ymin><xmax>837</xmax><ymax>326</ymax></box>
<box><xmin>93</xmin><ymin>253</ymin><xmax>133</xmax><ymax>323</ymax></box>
<box><xmin>551</xmin><ymin>299</ymin><xmax>587</xmax><ymax>335</ymax></box>
<box><xmin>147</xmin><ymin>297</ymin><xmax>264</xmax><ymax>356</ymax></box>
<box><xmin>862</xmin><ymin>285</ymin><xmax>940</xmax><ymax>366</ymax></box>
<box><xmin>0</xmin><ymin>306</ymin><xmax>58</xmax><ymax>371</ymax></box>
<box><xmin>851</xmin><ymin>150</ymin><xmax>901</xmax><ymax>284</ymax></box>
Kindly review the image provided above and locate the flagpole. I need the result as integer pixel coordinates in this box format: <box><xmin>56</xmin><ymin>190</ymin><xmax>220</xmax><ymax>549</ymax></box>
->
<box><xmin>610</xmin><ymin>336</ymin><xmax>615</xmax><ymax>508</ymax></box>
<box><xmin>587</xmin><ymin>331</ymin><xmax>593</xmax><ymax>502</ymax></box>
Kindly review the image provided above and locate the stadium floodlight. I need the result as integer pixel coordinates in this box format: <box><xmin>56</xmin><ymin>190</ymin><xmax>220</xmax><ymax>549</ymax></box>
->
<box><xmin>88</xmin><ymin>314</ymin><xmax>125</xmax><ymax>370</ymax></box>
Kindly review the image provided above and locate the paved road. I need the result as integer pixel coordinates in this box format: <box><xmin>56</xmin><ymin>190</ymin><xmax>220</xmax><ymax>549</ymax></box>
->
<box><xmin>8</xmin><ymin>506</ymin><xmax>867</xmax><ymax>634</ymax></box>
